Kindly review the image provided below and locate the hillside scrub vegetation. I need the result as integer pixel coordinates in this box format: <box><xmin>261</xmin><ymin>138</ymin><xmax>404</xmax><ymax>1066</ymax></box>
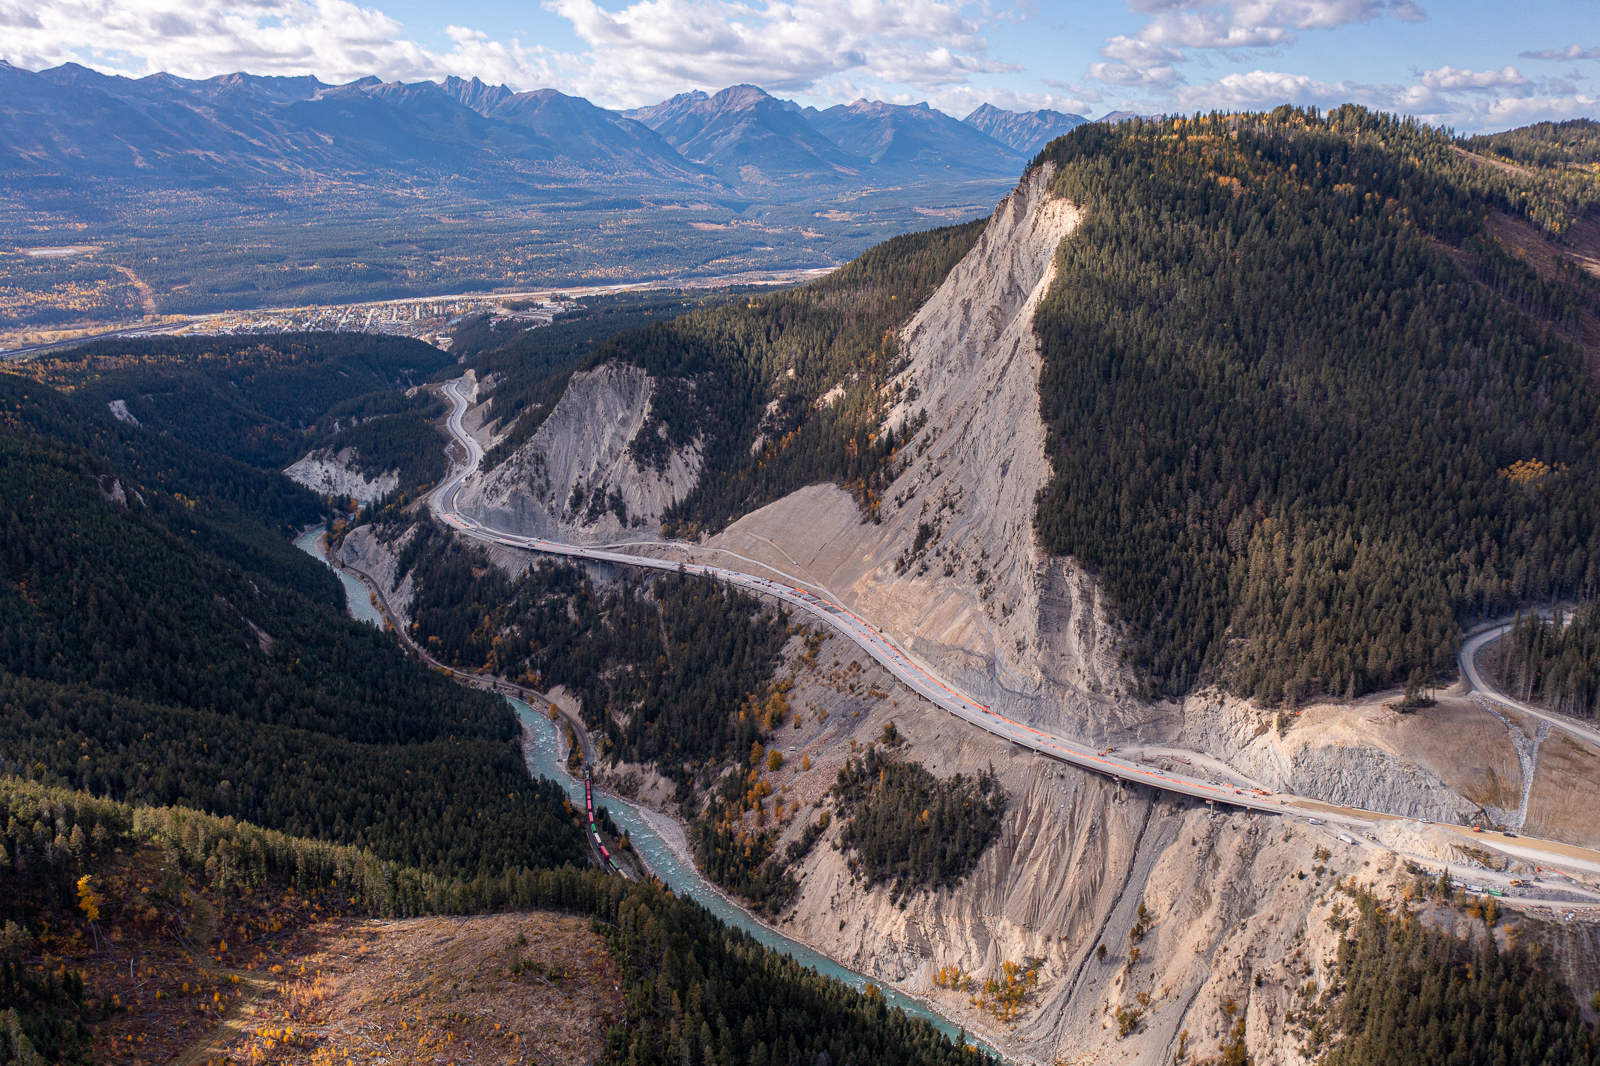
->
<box><xmin>1031</xmin><ymin>107</ymin><xmax>1600</xmax><ymax>700</ymax></box>
<box><xmin>0</xmin><ymin>777</ymin><xmax>993</xmax><ymax>1066</ymax></box>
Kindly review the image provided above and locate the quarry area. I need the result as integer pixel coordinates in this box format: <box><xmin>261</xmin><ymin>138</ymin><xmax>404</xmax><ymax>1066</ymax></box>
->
<box><xmin>306</xmin><ymin>161</ymin><xmax>1600</xmax><ymax>1066</ymax></box>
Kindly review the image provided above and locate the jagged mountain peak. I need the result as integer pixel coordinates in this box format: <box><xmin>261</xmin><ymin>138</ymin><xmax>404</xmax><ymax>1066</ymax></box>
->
<box><xmin>622</xmin><ymin>83</ymin><xmax>856</xmax><ymax>187</ymax></box>
<box><xmin>962</xmin><ymin>102</ymin><xmax>1088</xmax><ymax>154</ymax></box>
<box><xmin>808</xmin><ymin>96</ymin><xmax>1023</xmax><ymax>178</ymax></box>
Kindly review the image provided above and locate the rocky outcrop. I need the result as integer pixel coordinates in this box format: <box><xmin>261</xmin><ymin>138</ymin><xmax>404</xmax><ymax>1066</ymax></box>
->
<box><xmin>334</xmin><ymin>524</ymin><xmax>416</xmax><ymax>626</ymax></box>
<box><xmin>453</xmin><ymin>362</ymin><xmax>701</xmax><ymax>545</ymax></box>
<box><xmin>285</xmin><ymin>447</ymin><xmax>400</xmax><ymax>501</ymax></box>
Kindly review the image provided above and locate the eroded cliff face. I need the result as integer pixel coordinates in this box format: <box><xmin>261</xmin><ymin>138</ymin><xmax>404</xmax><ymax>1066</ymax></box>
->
<box><xmin>647</xmin><ymin>631</ymin><xmax>1415</xmax><ymax>1066</ymax></box>
<box><xmin>334</xmin><ymin>523</ymin><xmax>416</xmax><ymax>626</ymax></box>
<box><xmin>284</xmin><ymin>447</ymin><xmax>399</xmax><ymax>501</ymax></box>
<box><xmin>455</xmin><ymin>361</ymin><xmax>700</xmax><ymax>544</ymax></box>
<box><xmin>703</xmin><ymin>164</ymin><xmax>1143</xmax><ymax>743</ymax></box>
<box><xmin>690</xmin><ymin>164</ymin><xmax>1527</xmax><ymax>824</ymax></box>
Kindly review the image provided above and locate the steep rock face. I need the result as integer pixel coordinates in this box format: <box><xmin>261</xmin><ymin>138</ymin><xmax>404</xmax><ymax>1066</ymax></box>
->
<box><xmin>454</xmin><ymin>361</ymin><xmax>700</xmax><ymax>544</ymax></box>
<box><xmin>696</xmin><ymin>163</ymin><xmax>1504</xmax><ymax>819</ymax></box>
<box><xmin>705</xmin><ymin>162</ymin><xmax>1139</xmax><ymax>739</ymax></box>
<box><xmin>334</xmin><ymin>523</ymin><xmax>416</xmax><ymax>626</ymax></box>
<box><xmin>284</xmin><ymin>447</ymin><xmax>399</xmax><ymax>501</ymax></box>
<box><xmin>753</xmin><ymin>660</ymin><xmax>1413</xmax><ymax>1066</ymax></box>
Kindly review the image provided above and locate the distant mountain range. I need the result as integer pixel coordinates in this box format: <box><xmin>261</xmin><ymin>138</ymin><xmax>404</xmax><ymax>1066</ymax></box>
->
<box><xmin>962</xmin><ymin>103</ymin><xmax>1088</xmax><ymax>154</ymax></box>
<box><xmin>0</xmin><ymin>62</ymin><xmax>1094</xmax><ymax>197</ymax></box>
<box><xmin>623</xmin><ymin>85</ymin><xmax>864</xmax><ymax>190</ymax></box>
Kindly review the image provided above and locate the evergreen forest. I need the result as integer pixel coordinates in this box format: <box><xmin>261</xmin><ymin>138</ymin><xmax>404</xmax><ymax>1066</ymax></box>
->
<box><xmin>1487</xmin><ymin>603</ymin><xmax>1600</xmax><ymax>717</ymax></box>
<box><xmin>830</xmin><ymin>746</ymin><xmax>1007</xmax><ymax>902</ymax></box>
<box><xmin>1319</xmin><ymin>888</ymin><xmax>1599</xmax><ymax>1066</ymax></box>
<box><xmin>1464</xmin><ymin>117</ymin><xmax>1600</xmax><ymax>170</ymax></box>
<box><xmin>14</xmin><ymin>333</ymin><xmax>453</xmax><ymax>492</ymax></box>
<box><xmin>385</xmin><ymin>516</ymin><xmax>791</xmax><ymax>777</ymax></box>
<box><xmin>0</xmin><ymin>373</ymin><xmax>587</xmax><ymax>878</ymax></box>
<box><xmin>1029</xmin><ymin>107</ymin><xmax>1600</xmax><ymax>700</ymax></box>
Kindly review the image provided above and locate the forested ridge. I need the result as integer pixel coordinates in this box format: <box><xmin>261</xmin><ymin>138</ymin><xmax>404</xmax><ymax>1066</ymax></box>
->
<box><xmin>0</xmin><ymin>373</ymin><xmax>587</xmax><ymax>879</ymax></box>
<box><xmin>1464</xmin><ymin>117</ymin><xmax>1600</xmax><ymax>171</ymax></box>
<box><xmin>13</xmin><ymin>333</ymin><xmax>453</xmax><ymax>489</ymax></box>
<box><xmin>1031</xmin><ymin>107</ymin><xmax>1600</xmax><ymax>700</ymax></box>
<box><xmin>1</xmin><ymin>777</ymin><xmax>992</xmax><ymax>1066</ymax></box>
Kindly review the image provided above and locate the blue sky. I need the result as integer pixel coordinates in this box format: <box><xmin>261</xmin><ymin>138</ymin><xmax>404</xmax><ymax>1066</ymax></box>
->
<box><xmin>5</xmin><ymin>0</ymin><xmax>1596</xmax><ymax>131</ymax></box>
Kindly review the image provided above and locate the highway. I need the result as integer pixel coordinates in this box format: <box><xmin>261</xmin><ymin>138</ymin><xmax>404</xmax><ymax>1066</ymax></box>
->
<box><xmin>1</xmin><ymin>322</ymin><xmax>186</xmax><ymax>361</ymax></box>
<box><xmin>427</xmin><ymin>377</ymin><xmax>1600</xmax><ymax>896</ymax></box>
<box><xmin>429</xmin><ymin>378</ymin><xmax>1304</xmax><ymax>816</ymax></box>
<box><xmin>1458</xmin><ymin>621</ymin><xmax>1600</xmax><ymax>750</ymax></box>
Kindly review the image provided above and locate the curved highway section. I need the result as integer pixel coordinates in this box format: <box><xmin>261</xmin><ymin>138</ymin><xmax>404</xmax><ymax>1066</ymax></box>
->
<box><xmin>430</xmin><ymin>378</ymin><xmax>1294</xmax><ymax>815</ymax></box>
<box><xmin>1459</xmin><ymin>622</ymin><xmax>1600</xmax><ymax>750</ymax></box>
<box><xmin>427</xmin><ymin>376</ymin><xmax>1600</xmax><ymax>893</ymax></box>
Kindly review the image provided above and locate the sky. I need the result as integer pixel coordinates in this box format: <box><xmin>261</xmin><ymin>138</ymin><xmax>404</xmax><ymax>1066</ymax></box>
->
<box><xmin>3</xmin><ymin>0</ymin><xmax>1596</xmax><ymax>132</ymax></box>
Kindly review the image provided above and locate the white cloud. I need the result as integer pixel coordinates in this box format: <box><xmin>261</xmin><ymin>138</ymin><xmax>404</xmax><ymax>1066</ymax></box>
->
<box><xmin>1170</xmin><ymin>68</ymin><xmax>1364</xmax><ymax>109</ymax></box>
<box><xmin>1078</xmin><ymin>0</ymin><xmax>1585</xmax><ymax>132</ymax></box>
<box><xmin>546</xmin><ymin>0</ymin><xmax>1015</xmax><ymax>107</ymax></box>
<box><xmin>1087</xmin><ymin>34</ymin><xmax>1184</xmax><ymax>86</ymax></box>
<box><xmin>1418</xmin><ymin>65</ymin><xmax>1528</xmax><ymax>93</ymax></box>
<box><xmin>1519</xmin><ymin>44</ymin><xmax>1600</xmax><ymax>61</ymax></box>
<box><xmin>0</xmin><ymin>0</ymin><xmax>564</xmax><ymax>87</ymax></box>
<box><xmin>1090</xmin><ymin>0</ymin><xmax>1423</xmax><ymax>86</ymax></box>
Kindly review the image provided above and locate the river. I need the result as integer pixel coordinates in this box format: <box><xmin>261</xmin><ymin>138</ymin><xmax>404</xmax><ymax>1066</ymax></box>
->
<box><xmin>292</xmin><ymin>525</ymin><xmax>995</xmax><ymax>1059</ymax></box>
<box><xmin>511</xmin><ymin>697</ymin><xmax>998</xmax><ymax>1058</ymax></box>
<box><xmin>293</xmin><ymin>526</ymin><xmax>385</xmax><ymax>628</ymax></box>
